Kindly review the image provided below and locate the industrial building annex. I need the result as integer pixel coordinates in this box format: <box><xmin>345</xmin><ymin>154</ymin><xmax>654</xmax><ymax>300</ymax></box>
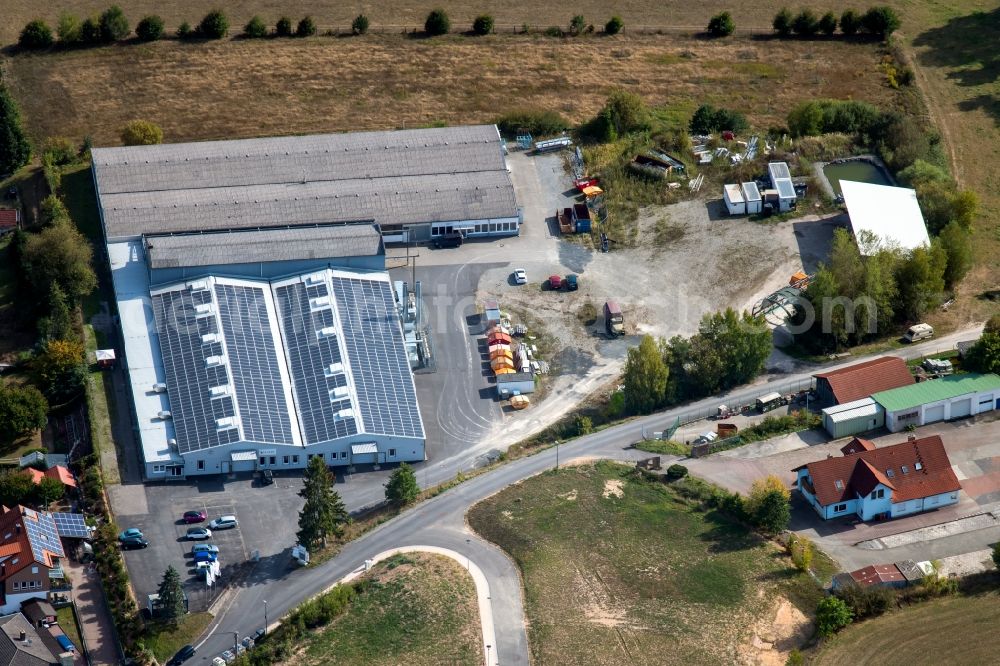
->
<box><xmin>91</xmin><ymin>125</ymin><xmax>518</xmax><ymax>478</ymax></box>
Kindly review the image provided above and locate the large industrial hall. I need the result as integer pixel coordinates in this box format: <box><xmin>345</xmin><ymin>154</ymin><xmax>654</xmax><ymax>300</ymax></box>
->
<box><xmin>90</xmin><ymin>124</ymin><xmax>518</xmax><ymax>479</ymax></box>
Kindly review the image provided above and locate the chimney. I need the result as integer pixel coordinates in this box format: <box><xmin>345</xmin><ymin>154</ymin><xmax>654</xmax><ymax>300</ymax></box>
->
<box><xmin>18</xmin><ymin>631</ymin><xmax>25</xmax><ymax>641</ymax></box>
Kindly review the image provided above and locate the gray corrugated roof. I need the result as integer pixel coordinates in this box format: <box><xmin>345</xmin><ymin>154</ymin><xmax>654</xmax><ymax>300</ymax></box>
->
<box><xmin>92</xmin><ymin>125</ymin><xmax>517</xmax><ymax>240</ymax></box>
<box><xmin>145</xmin><ymin>224</ymin><xmax>384</xmax><ymax>269</ymax></box>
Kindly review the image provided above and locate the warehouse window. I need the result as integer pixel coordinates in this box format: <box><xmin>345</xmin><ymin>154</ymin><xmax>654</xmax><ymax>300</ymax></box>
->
<box><xmin>283</xmin><ymin>455</ymin><xmax>289</xmax><ymax>464</ymax></box>
<box><xmin>197</xmin><ymin>460</ymin><xmax>205</xmax><ymax>470</ymax></box>
<box><xmin>389</xmin><ymin>448</ymin><xmax>396</xmax><ymax>457</ymax></box>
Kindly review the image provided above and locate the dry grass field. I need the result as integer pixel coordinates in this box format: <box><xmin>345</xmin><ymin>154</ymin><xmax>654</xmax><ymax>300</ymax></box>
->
<box><xmin>813</xmin><ymin>590</ymin><xmax>1000</xmax><ymax>665</ymax></box>
<box><xmin>0</xmin><ymin>1</ymin><xmax>874</xmax><ymax>44</ymax></box>
<box><xmin>3</xmin><ymin>34</ymin><xmax>890</xmax><ymax>146</ymax></box>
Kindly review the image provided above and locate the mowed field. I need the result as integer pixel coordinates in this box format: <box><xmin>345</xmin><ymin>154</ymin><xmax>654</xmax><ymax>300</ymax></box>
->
<box><xmin>813</xmin><ymin>590</ymin><xmax>1000</xmax><ymax>665</ymax></box>
<box><xmin>289</xmin><ymin>553</ymin><xmax>481</xmax><ymax>666</ymax></box>
<box><xmin>468</xmin><ymin>462</ymin><xmax>822</xmax><ymax>665</ymax></box>
<box><xmin>4</xmin><ymin>34</ymin><xmax>889</xmax><ymax>146</ymax></box>
<box><xmin>0</xmin><ymin>1</ymin><xmax>874</xmax><ymax>44</ymax></box>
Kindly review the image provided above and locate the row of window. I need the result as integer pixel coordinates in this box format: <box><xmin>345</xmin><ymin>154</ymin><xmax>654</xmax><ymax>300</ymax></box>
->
<box><xmin>431</xmin><ymin>221</ymin><xmax>517</xmax><ymax>236</ymax></box>
<box><xmin>151</xmin><ymin>465</ymin><xmax>183</xmax><ymax>476</ymax></box>
<box><xmin>187</xmin><ymin>448</ymin><xmax>397</xmax><ymax>471</ymax></box>
<box><xmin>12</xmin><ymin>580</ymin><xmax>42</xmax><ymax>591</ymax></box>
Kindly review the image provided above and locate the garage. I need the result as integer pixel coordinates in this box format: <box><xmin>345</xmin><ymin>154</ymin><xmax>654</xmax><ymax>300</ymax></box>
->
<box><xmin>350</xmin><ymin>443</ymin><xmax>379</xmax><ymax>465</ymax></box>
<box><xmin>924</xmin><ymin>404</ymin><xmax>946</xmax><ymax>423</ymax></box>
<box><xmin>230</xmin><ymin>450</ymin><xmax>257</xmax><ymax>473</ymax></box>
<box><xmin>951</xmin><ymin>398</ymin><xmax>972</xmax><ymax>419</ymax></box>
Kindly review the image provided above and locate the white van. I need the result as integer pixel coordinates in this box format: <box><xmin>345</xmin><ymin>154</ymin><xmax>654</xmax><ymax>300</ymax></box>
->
<box><xmin>209</xmin><ymin>515</ymin><xmax>238</xmax><ymax>530</ymax></box>
<box><xmin>903</xmin><ymin>323</ymin><xmax>934</xmax><ymax>343</ymax></box>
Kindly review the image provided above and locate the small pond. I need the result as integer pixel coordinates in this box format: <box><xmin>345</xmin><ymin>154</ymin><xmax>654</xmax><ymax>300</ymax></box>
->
<box><xmin>823</xmin><ymin>159</ymin><xmax>894</xmax><ymax>196</ymax></box>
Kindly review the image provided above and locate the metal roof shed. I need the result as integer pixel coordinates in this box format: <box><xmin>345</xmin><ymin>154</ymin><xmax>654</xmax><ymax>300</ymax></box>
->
<box><xmin>840</xmin><ymin>180</ymin><xmax>931</xmax><ymax>256</ymax></box>
<box><xmin>873</xmin><ymin>373</ymin><xmax>1000</xmax><ymax>432</ymax></box>
<box><xmin>821</xmin><ymin>397</ymin><xmax>885</xmax><ymax>439</ymax></box>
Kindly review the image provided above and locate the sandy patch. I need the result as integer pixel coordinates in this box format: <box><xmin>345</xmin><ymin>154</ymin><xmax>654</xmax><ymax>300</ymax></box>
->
<box><xmin>558</xmin><ymin>489</ymin><xmax>578</xmax><ymax>501</ymax></box>
<box><xmin>501</xmin><ymin>510</ymin><xmax>514</xmax><ymax>520</ymax></box>
<box><xmin>603</xmin><ymin>479</ymin><xmax>625</xmax><ymax>499</ymax></box>
<box><xmin>738</xmin><ymin>596</ymin><xmax>811</xmax><ymax>665</ymax></box>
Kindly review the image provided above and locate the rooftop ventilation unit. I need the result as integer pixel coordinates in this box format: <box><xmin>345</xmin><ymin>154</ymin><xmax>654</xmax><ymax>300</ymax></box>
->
<box><xmin>216</xmin><ymin>416</ymin><xmax>240</xmax><ymax>431</ymax></box>
<box><xmin>186</xmin><ymin>280</ymin><xmax>209</xmax><ymax>291</ymax></box>
<box><xmin>304</xmin><ymin>272</ymin><xmax>326</xmax><ymax>286</ymax></box>
<box><xmin>205</xmin><ymin>355</ymin><xmax>226</xmax><ymax>368</ymax></box>
<box><xmin>335</xmin><ymin>408</ymin><xmax>355</xmax><ymax>420</ymax></box>
<box><xmin>194</xmin><ymin>303</ymin><xmax>215</xmax><ymax>317</ymax></box>
<box><xmin>324</xmin><ymin>363</ymin><xmax>344</xmax><ymax>378</ymax></box>
<box><xmin>158</xmin><ymin>411</ymin><xmax>172</xmax><ymax>420</ymax></box>
<box><xmin>201</xmin><ymin>333</ymin><xmax>222</xmax><ymax>345</ymax></box>
<box><xmin>329</xmin><ymin>386</ymin><xmax>350</xmax><ymax>401</ymax></box>
<box><xmin>309</xmin><ymin>296</ymin><xmax>332</xmax><ymax>311</ymax></box>
<box><xmin>317</xmin><ymin>327</ymin><xmax>337</xmax><ymax>339</ymax></box>
<box><xmin>152</xmin><ymin>383</ymin><xmax>167</xmax><ymax>393</ymax></box>
<box><xmin>209</xmin><ymin>385</ymin><xmax>232</xmax><ymax>399</ymax></box>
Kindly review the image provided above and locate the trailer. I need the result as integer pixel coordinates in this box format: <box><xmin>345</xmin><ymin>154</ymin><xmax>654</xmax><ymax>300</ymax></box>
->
<box><xmin>534</xmin><ymin>136</ymin><xmax>573</xmax><ymax>153</ymax></box>
<box><xmin>572</xmin><ymin>203</ymin><xmax>592</xmax><ymax>233</ymax></box>
<box><xmin>557</xmin><ymin>208</ymin><xmax>575</xmax><ymax>234</ymax></box>
<box><xmin>604</xmin><ymin>301</ymin><xmax>624</xmax><ymax>336</ymax></box>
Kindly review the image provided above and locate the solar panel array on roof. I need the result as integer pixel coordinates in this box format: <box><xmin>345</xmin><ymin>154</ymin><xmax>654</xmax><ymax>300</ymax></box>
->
<box><xmin>332</xmin><ymin>276</ymin><xmax>424</xmax><ymax>439</ymax></box>
<box><xmin>152</xmin><ymin>286</ymin><xmax>241</xmax><ymax>453</ymax></box>
<box><xmin>52</xmin><ymin>513</ymin><xmax>92</xmax><ymax>539</ymax></box>
<box><xmin>214</xmin><ymin>284</ymin><xmax>293</xmax><ymax>445</ymax></box>
<box><xmin>22</xmin><ymin>509</ymin><xmax>65</xmax><ymax>560</ymax></box>
<box><xmin>274</xmin><ymin>279</ymin><xmax>359</xmax><ymax>444</ymax></box>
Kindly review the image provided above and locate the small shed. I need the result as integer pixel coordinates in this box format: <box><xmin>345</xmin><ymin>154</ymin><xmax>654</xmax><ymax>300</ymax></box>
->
<box><xmin>0</xmin><ymin>209</ymin><xmax>19</xmax><ymax>235</ymax></box>
<box><xmin>822</xmin><ymin>398</ymin><xmax>885</xmax><ymax>439</ymax></box>
<box><xmin>95</xmin><ymin>349</ymin><xmax>116</xmax><ymax>369</ymax></box>
<box><xmin>723</xmin><ymin>184</ymin><xmax>745</xmax><ymax>215</ymax></box>
<box><xmin>894</xmin><ymin>559</ymin><xmax>935</xmax><ymax>584</ymax></box>
<box><xmin>741</xmin><ymin>182</ymin><xmax>762</xmax><ymax>214</ymax></box>
<box><xmin>496</xmin><ymin>371</ymin><xmax>535</xmax><ymax>397</ymax></box>
<box><xmin>483</xmin><ymin>299</ymin><xmax>502</xmax><ymax>327</ymax></box>
<box><xmin>21</xmin><ymin>599</ymin><xmax>57</xmax><ymax>627</ymax></box>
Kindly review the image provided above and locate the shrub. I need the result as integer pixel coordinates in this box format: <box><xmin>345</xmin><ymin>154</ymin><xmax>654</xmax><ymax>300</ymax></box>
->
<box><xmin>835</xmin><ymin>582</ymin><xmax>893</xmax><ymax>619</ymax></box>
<box><xmin>99</xmin><ymin>5</ymin><xmax>130</xmax><ymax>42</ymax></box>
<box><xmin>177</xmin><ymin>21</ymin><xmax>193</xmax><ymax>39</ymax></box>
<box><xmin>297</xmin><ymin>16</ymin><xmax>317</xmax><ymax>37</ymax></box>
<box><xmin>569</xmin><ymin>15</ymin><xmax>586</xmax><ymax>35</ymax></box>
<box><xmin>993</xmin><ymin>542</ymin><xmax>1000</xmax><ymax>570</ymax></box>
<box><xmin>496</xmin><ymin>109</ymin><xmax>568</xmax><ymax>137</ymax></box>
<box><xmin>789</xmin><ymin>534</ymin><xmax>814</xmax><ymax>572</ymax></box>
<box><xmin>666</xmin><ymin>464</ymin><xmax>688</xmax><ymax>480</ymax></box>
<box><xmin>472</xmin><ymin>15</ymin><xmax>494</xmax><ymax>35</ymax></box>
<box><xmin>79</xmin><ymin>17</ymin><xmax>102</xmax><ymax>44</ymax></box>
<box><xmin>244</xmin><ymin>16</ymin><xmax>267</xmax><ymax>38</ymax></box>
<box><xmin>786</xmin><ymin>649</ymin><xmax>805</xmax><ymax>666</ymax></box>
<box><xmin>19</xmin><ymin>20</ymin><xmax>54</xmax><ymax>49</ymax></box>
<box><xmin>773</xmin><ymin>8</ymin><xmax>794</xmax><ymax>36</ymax></box>
<box><xmin>120</xmin><ymin>119</ymin><xmax>163</xmax><ymax>146</ymax></box>
<box><xmin>352</xmin><ymin>14</ymin><xmax>370</xmax><ymax>35</ymax></box>
<box><xmin>840</xmin><ymin>9</ymin><xmax>861</xmax><ymax>35</ymax></box>
<box><xmin>574</xmin><ymin>415</ymin><xmax>593</xmax><ymax>436</ymax></box>
<box><xmin>275</xmin><ymin>16</ymin><xmax>293</xmax><ymax>37</ymax></box>
<box><xmin>818</xmin><ymin>11</ymin><xmax>838</xmax><ymax>36</ymax></box>
<box><xmin>544</xmin><ymin>26</ymin><xmax>564</xmax><ymax>37</ymax></box>
<box><xmin>199</xmin><ymin>10</ymin><xmax>229</xmax><ymax>39</ymax></box>
<box><xmin>792</xmin><ymin>9</ymin><xmax>819</xmax><ymax>37</ymax></box>
<box><xmin>862</xmin><ymin>6</ymin><xmax>901</xmax><ymax>38</ymax></box>
<box><xmin>706</xmin><ymin>12</ymin><xmax>735</xmax><ymax>37</ymax></box>
<box><xmin>57</xmin><ymin>13</ymin><xmax>82</xmax><ymax>45</ymax></box>
<box><xmin>605</xmin><ymin>16</ymin><xmax>624</xmax><ymax>35</ymax></box>
<box><xmin>425</xmin><ymin>9</ymin><xmax>450</xmax><ymax>36</ymax></box>
<box><xmin>816</xmin><ymin>596</ymin><xmax>853</xmax><ymax>636</ymax></box>
<box><xmin>42</xmin><ymin>137</ymin><xmax>77</xmax><ymax>166</ymax></box>
<box><xmin>135</xmin><ymin>15</ymin><xmax>164</xmax><ymax>41</ymax></box>
<box><xmin>689</xmin><ymin>104</ymin><xmax>748</xmax><ymax>135</ymax></box>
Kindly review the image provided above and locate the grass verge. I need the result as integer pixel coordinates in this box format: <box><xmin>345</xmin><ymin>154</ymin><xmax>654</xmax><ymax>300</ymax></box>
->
<box><xmin>145</xmin><ymin>613</ymin><xmax>213</xmax><ymax>664</ymax></box>
<box><xmin>635</xmin><ymin>439</ymin><xmax>690</xmax><ymax>456</ymax></box>
<box><xmin>468</xmin><ymin>461</ymin><xmax>821</xmax><ymax>664</ymax></box>
<box><xmin>83</xmin><ymin>324</ymin><xmax>120</xmax><ymax>485</ymax></box>
<box><xmin>55</xmin><ymin>605</ymin><xmax>84</xmax><ymax>655</ymax></box>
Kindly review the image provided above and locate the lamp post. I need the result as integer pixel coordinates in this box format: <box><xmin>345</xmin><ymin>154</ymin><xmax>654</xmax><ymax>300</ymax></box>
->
<box><xmin>233</xmin><ymin>632</ymin><xmax>239</xmax><ymax>659</ymax></box>
<box><xmin>263</xmin><ymin>599</ymin><xmax>268</xmax><ymax>635</ymax></box>
<box><xmin>486</xmin><ymin>643</ymin><xmax>492</xmax><ymax>665</ymax></box>
<box><xmin>555</xmin><ymin>440</ymin><xmax>560</xmax><ymax>470</ymax></box>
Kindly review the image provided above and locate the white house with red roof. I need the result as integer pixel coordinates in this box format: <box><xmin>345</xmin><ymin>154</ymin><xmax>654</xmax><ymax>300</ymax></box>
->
<box><xmin>794</xmin><ymin>435</ymin><xmax>961</xmax><ymax>521</ymax></box>
<box><xmin>0</xmin><ymin>508</ymin><xmax>65</xmax><ymax>615</ymax></box>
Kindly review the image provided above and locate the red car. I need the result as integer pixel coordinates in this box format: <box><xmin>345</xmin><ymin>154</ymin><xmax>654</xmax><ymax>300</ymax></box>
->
<box><xmin>547</xmin><ymin>275</ymin><xmax>563</xmax><ymax>290</ymax></box>
<box><xmin>182</xmin><ymin>510</ymin><xmax>207</xmax><ymax>524</ymax></box>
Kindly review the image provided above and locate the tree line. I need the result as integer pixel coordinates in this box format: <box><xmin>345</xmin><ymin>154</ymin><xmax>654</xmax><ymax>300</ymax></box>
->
<box><xmin>17</xmin><ymin>7</ymin><xmax>629</xmax><ymax>48</ymax></box>
<box><xmin>621</xmin><ymin>308</ymin><xmax>773</xmax><ymax>416</ymax></box>
<box><xmin>772</xmin><ymin>6</ymin><xmax>900</xmax><ymax>39</ymax></box>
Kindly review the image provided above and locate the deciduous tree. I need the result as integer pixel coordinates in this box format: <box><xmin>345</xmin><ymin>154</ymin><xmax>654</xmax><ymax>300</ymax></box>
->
<box><xmin>0</xmin><ymin>471</ymin><xmax>37</xmax><ymax>508</ymax></box>
<box><xmin>35</xmin><ymin>476</ymin><xmax>65</xmax><ymax>508</ymax></box>
<box><xmin>57</xmin><ymin>13</ymin><xmax>82</xmax><ymax>45</ymax></box>
<box><xmin>965</xmin><ymin>332</ymin><xmax>1000</xmax><ymax>375</ymax></box>
<box><xmin>244</xmin><ymin>16</ymin><xmax>268</xmax><ymax>38</ymax></box>
<box><xmin>385</xmin><ymin>463</ymin><xmax>420</xmax><ymax>507</ymax></box>
<box><xmin>746</xmin><ymin>475</ymin><xmax>790</xmax><ymax>516</ymax></box>
<box><xmin>135</xmin><ymin>15</ymin><xmax>164</xmax><ymax>41</ymax></box>
<box><xmin>861</xmin><ymin>6</ymin><xmax>901</xmax><ymax>38</ymax></box>
<box><xmin>99</xmin><ymin>5</ymin><xmax>130</xmax><ymax>42</ymax></box>
<box><xmin>706</xmin><ymin>12</ymin><xmax>735</xmax><ymax>37</ymax></box>
<box><xmin>199</xmin><ymin>10</ymin><xmax>229</xmax><ymax>39</ymax></box>
<box><xmin>296</xmin><ymin>16</ymin><xmax>317</xmax><ymax>37</ymax></box>
<box><xmin>33</xmin><ymin>339</ymin><xmax>87</xmax><ymax>402</ymax></box>
<box><xmin>622</xmin><ymin>335</ymin><xmax>669</xmax><ymax>415</ymax></box>
<box><xmin>0</xmin><ymin>85</ymin><xmax>31</xmax><ymax>174</ymax></box>
<box><xmin>275</xmin><ymin>16</ymin><xmax>293</xmax><ymax>36</ymax></box>
<box><xmin>938</xmin><ymin>221</ymin><xmax>972</xmax><ymax>288</ymax></box>
<box><xmin>818</xmin><ymin>12</ymin><xmax>838</xmax><ymax>36</ymax></box>
<box><xmin>473</xmin><ymin>15</ymin><xmax>495</xmax><ymax>36</ymax></box>
<box><xmin>792</xmin><ymin>9</ymin><xmax>819</xmax><ymax>37</ymax></box>
<box><xmin>120</xmin><ymin>119</ymin><xmax>163</xmax><ymax>146</ymax></box>
<box><xmin>0</xmin><ymin>385</ymin><xmax>48</xmax><ymax>443</ymax></box>
<box><xmin>21</xmin><ymin>221</ymin><xmax>97</xmax><ymax>302</ymax></box>
<box><xmin>605</xmin><ymin>16</ymin><xmax>624</xmax><ymax>35</ymax></box>
<box><xmin>19</xmin><ymin>20</ymin><xmax>54</xmax><ymax>49</ymax></box>
<box><xmin>773</xmin><ymin>8</ymin><xmax>794</xmax><ymax>37</ymax></box>
<box><xmin>424</xmin><ymin>9</ymin><xmax>450</xmax><ymax>36</ymax></box>
<box><xmin>839</xmin><ymin>9</ymin><xmax>861</xmax><ymax>35</ymax></box>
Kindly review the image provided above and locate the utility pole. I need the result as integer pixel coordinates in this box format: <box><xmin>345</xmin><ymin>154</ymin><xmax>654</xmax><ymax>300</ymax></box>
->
<box><xmin>555</xmin><ymin>440</ymin><xmax>560</xmax><ymax>470</ymax></box>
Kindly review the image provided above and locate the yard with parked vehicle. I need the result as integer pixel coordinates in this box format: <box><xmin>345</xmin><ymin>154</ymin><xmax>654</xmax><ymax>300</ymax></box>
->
<box><xmin>468</xmin><ymin>461</ymin><xmax>829</xmax><ymax>665</ymax></box>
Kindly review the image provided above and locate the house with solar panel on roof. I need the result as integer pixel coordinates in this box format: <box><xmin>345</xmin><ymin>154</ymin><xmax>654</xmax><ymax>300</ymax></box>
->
<box><xmin>85</xmin><ymin>126</ymin><xmax>533</xmax><ymax>478</ymax></box>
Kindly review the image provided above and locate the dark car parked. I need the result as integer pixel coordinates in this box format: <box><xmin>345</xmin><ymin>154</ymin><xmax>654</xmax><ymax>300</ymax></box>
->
<box><xmin>120</xmin><ymin>537</ymin><xmax>149</xmax><ymax>550</ymax></box>
<box><xmin>167</xmin><ymin>645</ymin><xmax>195</xmax><ymax>666</ymax></box>
<box><xmin>182</xmin><ymin>510</ymin><xmax>207</xmax><ymax>524</ymax></box>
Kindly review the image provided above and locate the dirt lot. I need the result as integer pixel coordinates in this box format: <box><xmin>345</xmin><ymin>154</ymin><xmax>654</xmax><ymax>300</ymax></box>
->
<box><xmin>468</xmin><ymin>461</ymin><xmax>820</xmax><ymax>665</ymax></box>
<box><xmin>3</xmin><ymin>34</ymin><xmax>889</xmax><ymax>147</ymax></box>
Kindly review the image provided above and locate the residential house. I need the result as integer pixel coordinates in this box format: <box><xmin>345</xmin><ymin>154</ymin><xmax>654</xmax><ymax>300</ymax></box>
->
<box><xmin>0</xmin><ymin>613</ymin><xmax>64</xmax><ymax>665</ymax></box>
<box><xmin>814</xmin><ymin>356</ymin><xmax>914</xmax><ymax>406</ymax></box>
<box><xmin>0</xmin><ymin>508</ymin><xmax>65</xmax><ymax>615</ymax></box>
<box><xmin>21</xmin><ymin>469</ymin><xmax>75</xmax><ymax>492</ymax></box>
<box><xmin>831</xmin><ymin>564</ymin><xmax>908</xmax><ymax>590</ymax></box>
<box><xmin>794</xmin><ymin>435</ymin><xmax>961</xmax><ymax>521</ymax></box>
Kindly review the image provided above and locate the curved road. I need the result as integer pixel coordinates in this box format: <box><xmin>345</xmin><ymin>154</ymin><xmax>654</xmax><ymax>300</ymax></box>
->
<box><xmin>200</xmin><ymin>326</ymin><xmax>981</xmax><ymax>664</ymax></box>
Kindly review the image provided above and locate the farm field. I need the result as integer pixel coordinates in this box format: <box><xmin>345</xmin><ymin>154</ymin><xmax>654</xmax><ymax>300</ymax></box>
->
<box><xmin>3</xmin><ymin>34</ymin><xmax>890</xmax><ymax>147</ymax></box>
<box><xmin>813</xmin><ymin>589</ymin><xmax>1000</xmax><ymax>665</ymax></box>
<box><xmin>288</xmin><ymin>553</ymin><xmax>481</xmax><ymax>666</ymax></box>
<box><xmin>467</xmin><ymin>461</ymin><xmax>823</xmax><ymax>665</ymax></box>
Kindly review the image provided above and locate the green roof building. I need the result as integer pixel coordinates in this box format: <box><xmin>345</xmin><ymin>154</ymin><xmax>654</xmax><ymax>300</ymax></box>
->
<box><xmin>873</xmin><ymin>373</ymin><xmax>1000</xmax><ymax>432</ymax></box>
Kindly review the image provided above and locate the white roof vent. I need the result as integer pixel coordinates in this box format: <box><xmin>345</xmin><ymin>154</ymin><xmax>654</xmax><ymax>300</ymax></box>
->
<box><xmin>305</xmin><ymin>272</ymin><xmax>326</xmax><ymax>286</ymax></box>
<box><xmin>216</xmin><ymin>416</ymin><xmax>240</xmax><ymax>431</ymax></box>
<box><xmin>194</xmin><ymin>303</ymin><xmax>215</xmax><ymax>317</ymax></box>
<box><xmin>205</xmin><ymin>355</ymin><xmax>226</xmax><ymax>368</ymax></box>
<box><xmin>329</xmin><ymin>386</ymin><xmax>350</xmax><ymax>401</ymax></box>
<box><xmin>335</xmin><ymin>408</ymin><xmax>354</xmax><ymax>420</ymax></box>
<box><xmin>158</xmin><ymin>411</ymin><xmax>172</xmax><ymax>420</ymax></box>
<box><xmin>309</xmin><ymin>296</ymin><xmax>332</xmax><ymax>311</ymax></box>
<box><xmin>152</xmin><ymin>383</ymin><xmax>167</xmax><ymax>393</ymax></box>
<box><xmin>317</xmin><ymin>327</ymin><xmax>337</xmax><ymax>339</ymax></box>
<box><xmin>324</xmin><ymin>363</ymin><xmax>344</xmax><ymax>378</ymax></box>
<box><xmin>209</xmin><ymin>385</ymin><xmax>231</xmax><ymax>398</ymax></box>
<box><xmin>186</xmin><ymin>280</ymin><xmax>208</xmax><ymax>291</ymax></box>
<box><xmin>201</xmin><ymin>333</ymin><xmax>222</xmax><ymax>345</ymax></box>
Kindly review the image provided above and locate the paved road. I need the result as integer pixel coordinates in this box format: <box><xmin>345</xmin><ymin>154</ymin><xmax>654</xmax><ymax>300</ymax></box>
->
<box><xmin>197</xmin><ymin>326</ymin><xmax>983</xmax><ymax>664</ymax></box>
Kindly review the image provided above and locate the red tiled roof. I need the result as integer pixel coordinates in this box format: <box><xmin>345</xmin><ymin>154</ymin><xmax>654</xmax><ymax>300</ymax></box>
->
<box><xmin>815</xmin><ymin>356</ymin><xmax>914</xmax><ymax>404</ymax></box>
<box><xmin>44</xmin><ymin>466</ymin><xmax>77</xmax><ymax>488</ymax></box>
<box><xmin>841</xmin><ymin>437</ymin><xmax>877</xmax><ymax>455</ymax></box>
<box><xmin>850</xmin><ymin>564</ymin><xmax>906</xmax><ymax>586</ymax></box>
<box><xmin>0</xmin><ymin>506</ymin><xmax>63</xmax><ymax>580</ymax></box>
<box><xmin>0</xmin><ymin>209</ymin><xmax>18</xmax><ymax>229</ymax></box>
<box><xmin>23</xmin><ymin>468</ymin><xmax>44</xmax><ymax>484</ymax></box>
<box><xmin>804</xmin><ymin>435</ymin><xmax>960</xmax><ymax>506</ymax></box>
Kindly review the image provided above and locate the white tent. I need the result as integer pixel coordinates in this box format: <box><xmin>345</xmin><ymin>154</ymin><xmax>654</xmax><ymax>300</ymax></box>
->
<box><xmin>841</xmin><ymin>181</ymin><xmax>931</xmax><ymax>256</ymax></box>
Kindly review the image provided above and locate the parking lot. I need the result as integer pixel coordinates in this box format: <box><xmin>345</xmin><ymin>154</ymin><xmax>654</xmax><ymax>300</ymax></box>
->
<box><xmin>117</xmin><ymin>473</ymin><xmax>308</xmax><ymax>609</ymax></box>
